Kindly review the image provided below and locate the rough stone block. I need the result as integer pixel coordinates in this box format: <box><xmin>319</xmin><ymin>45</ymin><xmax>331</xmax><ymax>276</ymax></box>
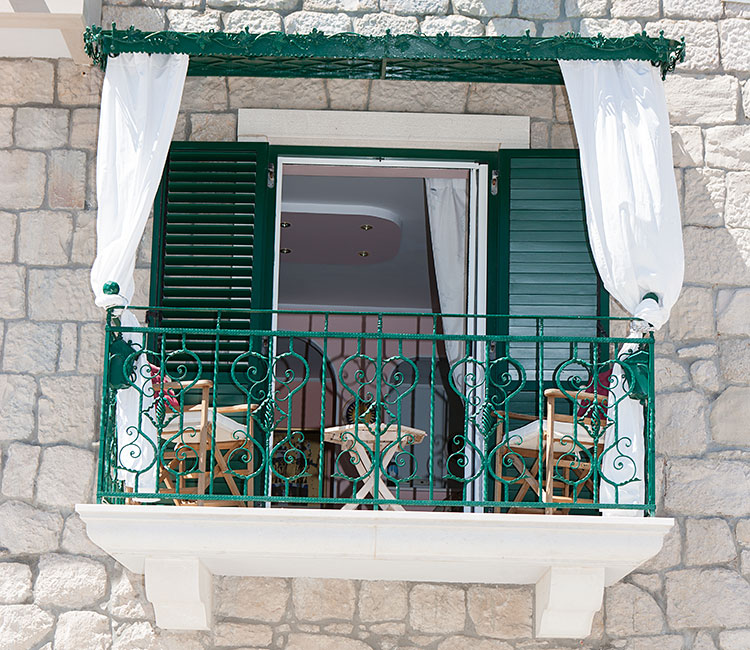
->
<box><xmin>71</xmin><ymin>210</ymin><xmax>97</xmax><ymax>265</ymax></box>
<box><xmin>1</xmin><ymin>443</ymin><xmax>41</xmax><ymax>500</ymax></box>
<box><xmin>685</xmin><ymin>517</ymin><xmax>737</xmax><ymax>565</ymax></box>
<box><xmin>380</xmin><ymin>0</ymin><xmax>449</xmax><ymax>14</ymax></box>
<box><xmin>326</xmin><ymin>79</ymin><xmax>370</xmax><ymax>110</ymax></box>
<box><xmin>29</xmin><ymin>268</ymin><xmax>101</xmax><ymax>322</ymax></box>
<box><xmin>744</xmin><ymin>79</ymin><xmax>750</xmax><ymax>120</ymax></box>
<box><xmin>691</xmin><ymin>359</ymin><xmax>721</xmax><ymax>393</ymax></box>
<box><xmin>0</xmin><ymin>374</ymin><xmax>36</xmax><ymax>442</ymax></box>
<box><xmin>468</xmin><ymin>82</ymin><xmax>552</xmax><ymax>118</ymax></box>
<box><xmin>736</xmin><ymin>519</ymin><xmax>750</xmax><ymax>546</ymax></box>
<box><xmin>61</xmin><ymin>514</ymin><xmax>108</xmax><ymax>558</ymax></box>
<box><xmin>358</xmin><ymin>581</ymin><xmax>407</xmax><ymax>623</ymax></box>
<box><xmin>605</xmin><ymin>582</ymin><xmax>664</xmax><ymax>636</ymax></box>
<box><xmin>0</xmin><ymin>271</ymin><xmax>24</xmax><ymax>320</ymax></box>
<box><xmin>54</xmin><ymin>611</ymin><xmax>111</xmax><ymax>650</ymax></box>
<box><xmin>369</xmin><ymin>80</ymin><xmax>468</xmax><ymax>113</ymax></box>
<box><xmin>285</xmin><ymin>10</ymin><xmax>352</xmax><ymax>33</ymax></box>
<box><xmin>113</xmin><ymin>621</ymin><xmax>157</xmax><ymax>650</ymax></box>
<box><xmin>452</xmin><ymin>0</ymin><xmax>511</xmax><ymax>18</ymax></box>
<box><xmin>18</xmin><ymin>211</ymin><xmax>73</xmax><ymax>266</ymax></box>
<box><xmin>668</xmin><ymin>286</ymin><xmax>715</xmax><ymax>341</ymax></box>
<box><xmin>0</xmin><ymin>108</ymin><xmax>11</xmax><ymax>148</ymax></box>
<box><xmin>666</xmin><ymin>568</ymin><xmax>750</xmax><ymax>628</ymax></box>
<box><xmin>671</xmin><ymin>125</ymin><xmax>703</xmax><ymax>167</ymax></box>
<box><xmin>719</xmin><ymin>339</ymin><xmax>750</xmax><ymax>383</ymax></box>
<box><xmin>57</xmin><ymin>61</ymin><xmax>103</xmax><ymax>106</ymax></box>
<box><xmin>720</xmin><ymin>19</ymin><xmax>750</xmax><ymax>73</ymax></box>
<box><xmin>229</xmin><ymin>77</ymin><xmax>327</xmax><ymax>109</ymax></box>
<box><xmin>612</xmin><ymin>0</ymin><xmax>660</xmax><ymax>18</ymax></box>
<box><xmin>646</xmin><ymin>20</ymin><xmax>719</xmax><ymax>72</ymax></box>
<box><xmin>720</xmin><ymin>629</ymin><xmax>750</xmax><ymax>650</ymax></box>
<box><xmin>14</xmin><ymin>108</ymin><xmax>69</xmax><ymax>150</ymax></box>
<box><xmin>0</xmin><ymin>501</ymin><xmax>62</xmax><ymax>554</ymax></box>
<box><xmin>48</xmin><ymin>150</ymin><xmax>87</xmax><ymax>210</ymax></box>
<box><xmin>213</xmin><ymin>622</ymin><xmax>273</xmax><ymax>647</ymax></box>
<box><xmin>0</xmin><ymin>212</ymin><xmax>15</xmax><ymax>262</ymax></box>
<box><xmin>486</xmin><ymin>18</ymin><xmax>537</xmax><ymax>36</ymax></box>
<box><xmin>726</xmin><ymin>1</ymin><xmax>750</xmax><ymax>17</ymax></box>
<box><xmin>77</xmin><ymin>323</ymin><xmax>105</xmax><ymax>374</ymax></box>
<box><xmin>167</xmin><ymin>8</ymin><xmax>223</xmax><ymax>31</ymax></box>
<box><xmin>677</xmin><ymin>343</ymin><xmax>718</xmax><ymax>359</ymax></box>
<box><xmin>303</xmin><ymin>0</ymin><xmax>377</xmax><ymax>10</ymax></box>
<box><xmin>517</xmin><ymin>0</ymin><xmax>559</xmax><ymax>19</ymax></box>
<box><xmin>666</xmin><ymin>75</ymin><xmax>739</xmax><ymax>125</ymax></box>
<box><xmin>693</xmin><ymin>631</ymin><xmax>720</xmax><ymax>650</ymax></box>
<box><xmin>215</xmin><ymin>576</ymin><xmax>289</xmax><ymax>621</ymax></box>
<box><xmin>0</xmin><ymin>564</ymin><xmax>32</xmax><ymax>604</ymax></box>
<box><xmin>655</xmin><ymin>391</ymin><xmax>707</xmax><ymax>456</ymax></box>
<box><xmin>286</xmin><ymin>634</ymin><xmax>373</xmax><ymax>650</ymax></box>
<box><xmin>106</xmin><ymin>568</ymin><xmax>149</xmax><ymax>619</ymax></box>
<box><xmin>223</xmin><ymin>9</ymin><xmax>283</xmax><ymax>31</ymax></box>
<box><xmin>421</xmin><ymin>15</ymin><xmax>484</xmax><ymax>35</ymax></box>
<box><xmin>530</xmin><ymin>120</ymin><xmax>549</xmax><ymax>148</ymax></box>
<box><xmin>683</xmin><ymin>168</ymin><xmax>724</xmax><ymax>227</ymax></box>
<box><xmin>665</xmin><ymin>458</ymin><xmax>750</xmax><ymax>516</ymax></box>
<box><xmin>580</xmin><ymin>18</ymin><xmax>642</xmax><ymax>37</ymax></box>
<box><xmin>58</xmin><ymin>323</ymin><xmax>77</xmax><ymax>373</ymax></box>
<box><xmin>36</xmin><ymin>445</ymin><xmax>96</xmax><ymax>508</ymax></box>
<box><xmin>101</xmin><ymin>6</ymin><xmax>166</xmax><ymax>31</ymax></box>
<box><xmin>180</xmin><ymin>77</ymin><xmax>228</xmax><ymax>112</ymax></box>
<box><xmin>208</xmin><ymin>0</ymin><xmax>298</xmax><ymax>8</ymax></box>
<box><xmin>550</xmin><ymin>122</ymin><xmax>577</xmax><ymax>148</ymax></box>
<box><xmin>293</xmin><ymin>578</ymin><xmax>356</xmax><ymax>622</ymax></box>
<box><xmin>717</xmin><ymin>288</ymin><xmax>750</xmax><ymax>336</ymax></box>
<box><xmin>354</xmin><ymin>13</ymin><xmax>418</xmax><ymax>35</ymax></box>
<box><xmin>438</xmin><ymin>638</ymin><xmax>513</xmax><ymax>650</ymax></box>
<box><xmin>38</xmin><ymin>376</ymin><xmax>96</xmax><ymax>445</ymax></box>
<box><xmin>683</xmin><ymin>226</ymin><xmax>750</xmax><ymax>286</ymax></box>
<box><xmin>664</xmin><ymin>0</ymin><xmax>721</xmax><ymax>19</ymax></box>
<box><xmin>0</xmin><ymin>151</ymin><xmax>46</xmax><ymax>210</ymax></box>
<box><xmin>725</xmin><ymin>172</ymin><xmax>750</xmax><ymax>228</ymax></box>
<box><xmin>35</xmin><ymin>554</ymin><xmax>107</xmax><ymax>608</ymax></box>
<box><xmin>189</xmin><ymin>113</ymin><xmax>237</xmax><ymax>141</ymax></box>
<box><xmin>541</xmin><ymin>20</ymin><xmax>573</xmax><ymax>36</ymax></box>
<box><xmin>0</xmin><ymin>60</ymin><xmax>54</xmax><ymax>104</ymax></box>
<box><xmin>409</xmin><ymin>584</ymin><xmax>465</xmax><ymax>634</ymax></box>
<box><xmin>705</xmin><ymin>125</ymin><xmax>750</xmax><ymax>170</ymax></box>
<box><xmin>710</xmin><ymin>386</ymin><xmax>750</xmax><ymax>446</ymax></box>
<box><xmin>565</xmin><ymin>0</ymin><xmax>607</xmax><ymax>17</ymax></box>
<box><xmin>655</xmin><ymin>358</ymin><xmax>690</xmax><ymax>391</ymax></box>
<box><xmin>466</xmin><ymin>585</ymin><xmax>531</xmax><ymax>639</ymax></box>
<box><xmin>0</xmin><ymin>605</ymin><xmax>54</xmax><ymax>650</ymax></box>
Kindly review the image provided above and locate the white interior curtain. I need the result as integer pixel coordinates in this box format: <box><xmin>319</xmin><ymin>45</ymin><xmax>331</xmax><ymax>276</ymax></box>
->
<box><xmin>424</xmin><ymin>178</ymin><xmax>468</xmax><ymax>383</ymax></box>
<box><xmin>91</xmin><ymin>52</ymin><xmax>188</xmax><ymax>492</ymax></box>
<box><xmin>559</xmin><ymin>60</ymin><xmax>684</xmax><ymax>515</ymax></box>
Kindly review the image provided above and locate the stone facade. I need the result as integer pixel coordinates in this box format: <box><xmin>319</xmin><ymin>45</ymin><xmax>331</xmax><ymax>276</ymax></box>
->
<box><xmin>1</xmin><ymin>1</ymin><xmax>750</xmax><ymax>649</ymax></box>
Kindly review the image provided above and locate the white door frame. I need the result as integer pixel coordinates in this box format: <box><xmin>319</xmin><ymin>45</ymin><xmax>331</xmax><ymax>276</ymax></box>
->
<box><xmin>271</xmin><ymin>155</ymin><xmax>489</xmax><ymax>507</ymax></box>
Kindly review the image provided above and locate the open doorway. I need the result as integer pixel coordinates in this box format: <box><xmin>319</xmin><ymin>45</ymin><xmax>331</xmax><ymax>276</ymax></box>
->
<box><xmin>271</xmin><ymin>156</ymin><xmax>488</xmax><ymax>508</ymax></box>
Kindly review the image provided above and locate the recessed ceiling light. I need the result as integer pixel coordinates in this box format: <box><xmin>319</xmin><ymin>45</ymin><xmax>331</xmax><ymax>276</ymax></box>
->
<box><xmin>358</xmin><ymin>251</ymin><xmax>369</xmax><ymax>257</ymax></box>
<box><xmin>360</xmin><ymin>224</ymin><xmax>373</xmax><ymax>231</ymax></box>
<box><xmin>281</xmin><ymin>248</ymin><xmax>292</xmax><ymax>254</ymax></box>
<box><xmin>281</xmin><ymin>222</ymin><xmax>291</xmax><ymax>228</ymax></box>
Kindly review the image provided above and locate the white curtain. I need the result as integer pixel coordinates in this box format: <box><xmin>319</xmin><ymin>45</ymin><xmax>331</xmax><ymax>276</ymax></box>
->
<box><xmin>91</xmin><ymin>52</ymin><xmax>188</xmax><ymax>493</ymax></box>
<box><xmin>90</xmin><ymin>52</ymin><xmax>188</xmax><ymax>308</ymax></box>
<box><xmin>424</xmin><ymin>178</ymin><xmax>468</xmax><ymax>382</ymax></box>
<box><xmin>559</xmin><ymin>60</ymin><xmax>684</xmax><ymax>514</ymax></box>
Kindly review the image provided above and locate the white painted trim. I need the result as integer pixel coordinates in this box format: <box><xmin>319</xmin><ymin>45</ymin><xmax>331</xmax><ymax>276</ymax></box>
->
<box><xmin>144</xmin><ymin>558</ymin><xmax>212</xmax><ymax>630</ymax></box>
<box><xmin>239</xmin><ymin>109</ymin><xmax>530</xmax><ymax>150</ymax></box>
<box><xmin>77</xmin><ymin>505</ymin><xmax>673</xmax><ymax>638</ymax></box>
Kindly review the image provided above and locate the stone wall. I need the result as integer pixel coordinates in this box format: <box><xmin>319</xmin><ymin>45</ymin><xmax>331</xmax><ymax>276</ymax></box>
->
<box><xmin>1</xmin><ymin>0</ymin><xmax>750</xmax><ymax>648</ymax></box>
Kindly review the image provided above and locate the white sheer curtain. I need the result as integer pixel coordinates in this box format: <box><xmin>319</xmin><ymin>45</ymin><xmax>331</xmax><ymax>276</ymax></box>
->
<box><xmin>91</xmin><ymin>52</ymin><xmax>188</xmax><ymax>492</ymax></box>
<box><xmin>559</xmin><ymin>60</ymin><xmax>684</xmax><ymax>514</ymax></box>
<box><xmin>424</xmin><ymin>178</ymin><xmax>468</xmax><ymax>384</ymax></box>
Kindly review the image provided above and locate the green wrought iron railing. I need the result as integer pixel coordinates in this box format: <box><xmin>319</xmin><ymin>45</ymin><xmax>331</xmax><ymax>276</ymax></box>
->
<box><xmin>98</xmin><ymin>306</ymin><xmax>655</xmax><ymax>514</ymax></box>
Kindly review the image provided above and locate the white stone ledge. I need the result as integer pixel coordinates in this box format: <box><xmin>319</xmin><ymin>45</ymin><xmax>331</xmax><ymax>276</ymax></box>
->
<box><xmin>76</xmin><ymin>504</ymin><xmax>673</xmax><ymax>638</ymax></box>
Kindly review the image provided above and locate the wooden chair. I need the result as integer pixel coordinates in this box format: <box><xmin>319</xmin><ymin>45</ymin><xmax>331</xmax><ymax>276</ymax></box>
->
<box><xmin>156</xmin><ymin>379</ymin><xmax>257</xmax><ymax>506</ymax></box>
<box><xmin>496</xmin><ymin>388</ymin><xmax>607</xmax><ymax>513</ymax></box>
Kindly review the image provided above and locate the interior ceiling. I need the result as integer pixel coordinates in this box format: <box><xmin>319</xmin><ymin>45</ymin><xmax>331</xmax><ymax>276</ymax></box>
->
<box><xmin>278</xmin><ymin>174</ymin><xmax>435</xmax><ymax>311</ymax></box>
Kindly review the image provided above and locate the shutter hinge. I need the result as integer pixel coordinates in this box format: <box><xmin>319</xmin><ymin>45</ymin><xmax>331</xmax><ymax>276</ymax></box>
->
<box><xmin>267</xmin><ymin>163</ymin><xmax>276</xmax><ymax>189</ymax></box>
<box><xmin>490</xmin><ymin>170</ymin><xmax>498</xmax><ymax>196</ymax></box>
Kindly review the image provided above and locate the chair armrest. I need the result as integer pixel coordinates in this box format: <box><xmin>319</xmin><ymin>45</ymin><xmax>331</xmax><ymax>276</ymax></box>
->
<box><xmin>543</xmin><ymin>388</ymin><xmax>607</xmax><ymax>403</ymax></box>
<box><xmin>496</xmin><ymin>410</ymin><xmax>538</xmax><ymax>423</ymax></box>
<box><xmin>155</xmin><ymin>379</ymin><xmax>214</xmax><ymax>391</ymax></box>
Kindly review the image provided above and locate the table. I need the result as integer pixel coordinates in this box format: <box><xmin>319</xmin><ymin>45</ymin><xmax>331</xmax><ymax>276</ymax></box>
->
<box><xmin>323</xmin><ymin>424</ymin><xmax>426</xmax><ymax>511</ymax></box>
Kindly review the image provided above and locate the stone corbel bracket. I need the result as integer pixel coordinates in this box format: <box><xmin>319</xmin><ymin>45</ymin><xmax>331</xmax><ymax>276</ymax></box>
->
<box><xmin>76</xmin><ymin>505</ymin><xmax>673</xmax><ymax>638</ymax></box>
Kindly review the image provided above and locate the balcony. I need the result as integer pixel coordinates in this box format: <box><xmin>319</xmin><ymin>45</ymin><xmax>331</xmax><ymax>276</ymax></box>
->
<box><xmin>78</xmin><ymin>307</ymin><xmax>673</xmax><ymax>637</ymax></box>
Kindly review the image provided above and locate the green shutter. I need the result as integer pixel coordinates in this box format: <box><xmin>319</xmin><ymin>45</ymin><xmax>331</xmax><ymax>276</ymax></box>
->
<box><xmin>151</xmin><ymin>141</ymin><xmax>273</xmax><ymax>398</ymax></box>
<box><xmin>500</xmin><ymin>150</ymin><xmax>603</xmax><ymax>381</ymax></box>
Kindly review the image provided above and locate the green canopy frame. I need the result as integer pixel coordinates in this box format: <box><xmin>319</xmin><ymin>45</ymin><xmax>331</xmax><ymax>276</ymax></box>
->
<box><xmin>84</xmin><ymin>26</ymin><xmax>685</xmax><ymax>84</ymax></box>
